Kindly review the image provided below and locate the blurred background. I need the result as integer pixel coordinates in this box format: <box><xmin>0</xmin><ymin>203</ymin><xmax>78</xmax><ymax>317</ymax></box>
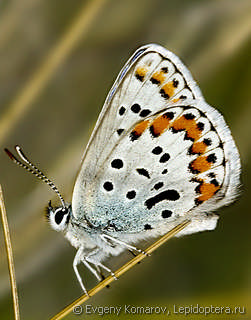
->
<box><xmin>0</xmin><ymin>0</ymin><xmax>250</xmax><ymax>319</ymax></box>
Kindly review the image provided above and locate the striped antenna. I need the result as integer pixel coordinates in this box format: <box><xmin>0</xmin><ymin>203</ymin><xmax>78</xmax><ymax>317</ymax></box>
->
<box><xmin>4</xmin><ymin>146</ymin><xmax>66</xmax><ymax>209</ymax></box>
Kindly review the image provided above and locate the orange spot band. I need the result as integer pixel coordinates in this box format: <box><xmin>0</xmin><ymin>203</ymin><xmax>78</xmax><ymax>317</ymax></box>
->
<box><xmin>197</xmin><ymin>182</ymin><xmax>220</xmax><ymax>202</ymax></box>
<box><xmin>135</xmin><ymin>67</ymin><xmax>148</xmax><ymax>80</ymax></box>
<box><xmin>151</xmin><ymin>71</ymin><xmax>166</xmax><ymax>84</ymax></box>
<box><xmin>191</xmin><ymin>141</ymin><xmax>207</xmax><ymax>154</ymax></box>
<box><xmin>150</xmin><ymin>113</ymin><xmax>172</xmax><ymax>137</ymax></box>
<box><xmin>160</xmin><ymin>82</ymin><xmax>175</xmax><ymax>98</ymax></box>
<box><xmin>131</xmin><ymin>120</ymin><xmax>150</xmax><ymax>140</ymax></box>
<box><xmin>190</xmin><ymin>156</ymin><xmax>212</xmax><ymax>173</ymax></box>
<box><xmin>171</xmin><ymin>116</ymin><xmax>202</xmax><ymax>141</ymax></box>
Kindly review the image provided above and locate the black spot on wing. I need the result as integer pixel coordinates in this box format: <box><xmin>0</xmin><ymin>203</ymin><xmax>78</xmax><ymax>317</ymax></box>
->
<box><xmin>119</xmin><ymin>106</ymin><xmax>126</xmax><ymax>116</ymax></box>
<box><xmin>164</xmin><ymin>111</ymin><xmax>175</xmax><ymax>120</ymax></box>
<box><xmin>145</xmin><ymin>190</ymin><xmax>180</xmax><ymax>210</ymax></box>
<box><xmin>136</xmin><ymin>168</ymin><xmax>150</xmax><ymax>179</ymax></box>
<box><xmin>126</xmin><ymin>190</ymin><xmax>136</xmax><ymax>199</ymax></box>
<box><xmin>103</xmin><ymin>181</ymin><xmax>113</xmax><ymax>191</ymax></box>
<box><xmin>184</xmin><ymin>113</ymin><xmax>195</xmax><ymax>120</ymax></box>
<box><xmin>203</xmin><ymin>138</ymin><xmax>212</xmax><ymax>146</ymax></box>
<box><xmin>197</xmin><ymin>122</ymin><xmax>205</xmax><ymax>131</ymax></box>
<box><xmin>139</xmin><ymin>109</ymin><xmax>151</xmax><ymax>117</ymax></box>
<box><xmin>152</xmin><ymin>146</ymin><xmax>163</xmax><ymax>155</ymax></box>
<box><xmin>153</xmin><ymin>182</ymin><xmax>164</xmax><ymax>190</ymax></box>
<box><xmin>136</xmin><ymin>74</ymin><xmax>144</xmax><ymax>81</ymax></box>
<box><xmin>130</xmin><ymin>131</ymin><xmax>139</xmax><ymax>141</ymax></box>
<box><xmin>159</xmin><ymin>153</ymin><xmax>170</xmax><ymax>163</ymax></box>
<box><xmin>208</xmin><ymin>172</ymin><xmax>216</xmax><ymax>178</ymax></box>
<box><xmin>161</xmin><ymin>67</ymin><xmax>168</xmax><ymax>73</ymax></box>
<box><xmin>210</xmin><ymin>179</ymin><xmax>219</xmax><ymax>187</ymax></box>
<box><xmin>160</xmin><ymin>89</ymin><xmax>169</xmax><ymax>99</ymax></box>
<box><xmin>117</xmin><ymin>129</ymin><xmax>124</xmax><ymax>135</ymax></box>
<box><xmin>131</xmin><ymin>103</ymin><xmax>141</xmax><ymax>113</ymax></box>
<box><xmin>150</xmin><ymin>77</ymin><xmax>160</xmax><ymax>84</ymax></box>
<box><xmin>207</xmin><ymin>153</ymin><xmax>217</xmax><ymax>163</ymax></box>
<box><xmin>144</xmin><ymin>224</ymin><xmax>153</xmax><ymax>230</ymax></box>
<box><xmin>162</xmin><ymin>210</ymin><xmax>172</xmax><ymax>218</ymax></box>
<box><xmin>173</xmin><ymin>79</ymin><xmax>179</xmax><ymax>87</ymax></box>
<box><xmin>111</xmin><ymin>159</ymin><xmax>123</xmax><ymax>169</ymax></box>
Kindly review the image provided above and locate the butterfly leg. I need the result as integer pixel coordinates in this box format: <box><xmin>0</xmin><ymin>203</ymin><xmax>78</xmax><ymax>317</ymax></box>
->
<box><xmin>101</xmin><ymin>234</ymin><xmax>148</xmax><ymax>255</ymax></box>
<box><xmin>73</xmin><ymin>247</ymin><xmax>89</xmax><ymax>295</ymax></box>
<box><xmin>81</xmin><ymin>258</ymin><xmax>102</xmax><ymax>282</ymax></box>
<box><xmin>85</xmin><ymin>248</ymin><xmax>117</xmax><ymax>280</ymax></box>
<box><xmin>95</xmin><ymin>265</ymin><xmax>110</xmax><ymax>287</ymax></box>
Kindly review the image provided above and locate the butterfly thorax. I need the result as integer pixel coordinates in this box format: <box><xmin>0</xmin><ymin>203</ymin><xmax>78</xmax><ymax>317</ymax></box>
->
<box><xmin>65</xmin><ymin>214</ymin><xmax>131</xmax><ymax>258</ymax></box>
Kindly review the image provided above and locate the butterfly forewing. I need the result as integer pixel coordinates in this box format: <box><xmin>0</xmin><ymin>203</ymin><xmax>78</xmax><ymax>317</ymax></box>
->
<box><xmin>75</xmin><ymin>45</ymin><xmax>201</xmax><ymax>177</ymax></box>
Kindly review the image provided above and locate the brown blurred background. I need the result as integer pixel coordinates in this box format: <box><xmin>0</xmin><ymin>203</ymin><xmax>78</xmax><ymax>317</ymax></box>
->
<box><xmin>0</xmin><ymin>0</ymin><xmax>250</xmax><ymax>319</ymax></box>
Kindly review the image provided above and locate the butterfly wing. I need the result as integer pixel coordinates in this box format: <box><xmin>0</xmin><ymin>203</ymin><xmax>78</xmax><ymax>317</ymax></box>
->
<box><xmin>72</xmin><ymin>44</ymin><xmax>240</xmax><ymax>234</ymax></box>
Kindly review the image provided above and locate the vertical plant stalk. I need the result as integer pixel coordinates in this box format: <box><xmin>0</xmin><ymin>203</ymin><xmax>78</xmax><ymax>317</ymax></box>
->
<box><xmin>0</xmin><ymin>185</ymin><xmax>20</xmax><ymax>320</ymax></box>
<box><xmin>50</xmin><ymin>219</ymin><xmax>191</xmax><ymax>320</ymax></box>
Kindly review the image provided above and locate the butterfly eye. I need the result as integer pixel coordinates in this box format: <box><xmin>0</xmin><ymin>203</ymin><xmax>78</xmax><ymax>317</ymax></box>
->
<box><xmin>55</xmin><ymin>209</ymin><xmax>67</xmax><ymax>225</ymax></box>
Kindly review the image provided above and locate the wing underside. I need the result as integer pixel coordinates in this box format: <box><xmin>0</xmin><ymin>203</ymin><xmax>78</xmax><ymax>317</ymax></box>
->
<box><xmin>72</xmin><ymin>44</ymin><xmax>241</xmax><ymax>233</ymax></box>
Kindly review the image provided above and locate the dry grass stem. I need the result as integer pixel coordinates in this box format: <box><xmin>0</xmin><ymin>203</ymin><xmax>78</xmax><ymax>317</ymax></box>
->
<box><xmin>0</xmin><ymin>185</ymin><xmax>20</xmax><ymax>320</ymax></box>
<box><xmin>0</xmin><ymin>0</ymin><xmax>108</xmax><ymax>146</ymax></box>
<box><xmin>50</xmin><ymin>219</ymin><xmax>191</xmax><ymax>320</ymax></box>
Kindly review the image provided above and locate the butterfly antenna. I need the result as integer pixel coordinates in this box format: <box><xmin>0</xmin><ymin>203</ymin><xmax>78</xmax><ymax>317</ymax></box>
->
<box><xmin>4</xmin><ymin>146</ymin><xmax>66</xmax><ymax>209</ymax></box>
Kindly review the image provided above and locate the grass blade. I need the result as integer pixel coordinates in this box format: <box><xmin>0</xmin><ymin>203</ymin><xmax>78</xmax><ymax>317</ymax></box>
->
<box><xmin>0</xmin><ymin>185</ymin><xmax>20</xmax><ymax>320</ymax></box>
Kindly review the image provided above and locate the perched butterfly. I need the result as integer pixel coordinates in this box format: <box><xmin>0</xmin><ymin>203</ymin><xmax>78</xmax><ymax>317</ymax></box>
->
<box><xmin>5</xmin><ymin>44</ymin><xmax>241</xmax><ymax>295</ymax></box>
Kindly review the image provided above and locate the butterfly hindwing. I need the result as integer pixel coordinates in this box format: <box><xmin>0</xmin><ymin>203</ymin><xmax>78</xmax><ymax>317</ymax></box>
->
<box><xmin>76</xmin><ymin>103</ymin><xmax>228</xmax><ymax>233</ymax></box>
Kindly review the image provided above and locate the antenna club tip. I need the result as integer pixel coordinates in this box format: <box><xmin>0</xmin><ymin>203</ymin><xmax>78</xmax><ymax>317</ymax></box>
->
<box><xmin>4</xmin><ymin>148</ymin><xmax>15</xmax><ymax>160</ymax></box>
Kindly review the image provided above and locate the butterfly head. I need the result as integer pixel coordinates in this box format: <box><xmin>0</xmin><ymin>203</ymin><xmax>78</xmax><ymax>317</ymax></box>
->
<box><xmin>46</xmin><ymin>200</ymin><xmax>71</xmax><ymax>232</ymax></box>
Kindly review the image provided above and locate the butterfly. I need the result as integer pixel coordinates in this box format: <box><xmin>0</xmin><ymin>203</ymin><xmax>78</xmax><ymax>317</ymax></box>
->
<box><xmin>5</xmin><ymin>44</ymin><xmax>241</xmax><ymax>295</ymax></box>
